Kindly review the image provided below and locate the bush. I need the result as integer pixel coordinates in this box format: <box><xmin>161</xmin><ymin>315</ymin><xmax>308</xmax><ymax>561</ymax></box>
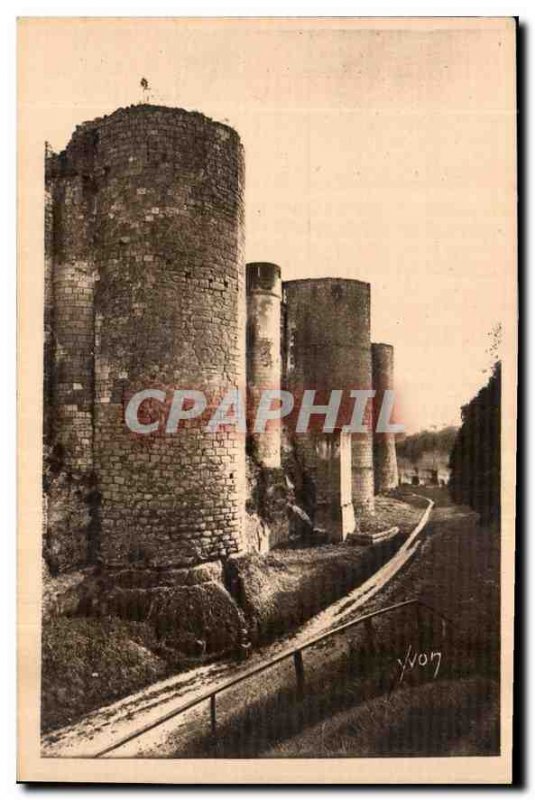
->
<box><xmin>41</xmin><ymin>616</ymin><xmax>168</xmax><ymax>731</ymax></box>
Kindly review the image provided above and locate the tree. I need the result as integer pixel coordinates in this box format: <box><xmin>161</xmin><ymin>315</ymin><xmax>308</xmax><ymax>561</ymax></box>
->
<box><xmin>396</xmin><ymin>426</ymin><xmax>458</xmax><ymax>464</ymax></box>
<box><xmin>449</xmin><ymin>362</ymin><xmax>501</xmax><ymax>524</ymax></box>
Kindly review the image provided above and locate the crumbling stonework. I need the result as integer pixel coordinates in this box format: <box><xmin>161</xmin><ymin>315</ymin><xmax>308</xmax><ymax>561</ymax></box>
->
<box><xmin>44</xmin><ymin>103</ymin><xmax>399</xmax><ymax>590</ymax></box>
<box><xmin>44</xmin><ymin>139</ymin><xmax>99</xmax><ymax>572</ymax></box>
<box><xmin>246</xmin><ymin>263</ymin><xmax>282</xmax><ymax>468</ymax></box>
<box><xmin>372</xmin><ymin>343</ymin><xmax>399</xmax><ymax>492</ymax></box>
<box><xmin>282</xmin><ymin>278</ymin><xmax>374</xmax><ymax>541</ymax></box>
<box><xmin>45</xmin><ymin>105</ymin><xmax>246</xmax><ymax>573</ymax></box>
<box><xmin>245</xmin><ymin>263</ymin><xmax>291</xmax><ymax>548</ymax></box>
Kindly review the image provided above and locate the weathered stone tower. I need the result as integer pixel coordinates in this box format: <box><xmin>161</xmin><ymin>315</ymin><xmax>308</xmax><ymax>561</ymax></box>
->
<box><xmin>43</xmin><ymin>104</ymin><xmax>403</xmax><ymax>663</ymax></box>
<box><xmin>372</xmin><ymin>343</ymin><xmax>399</xmax><ymax>492</ymax></box>
<box><xmin>246</xmin><ymin>263</ymin><xmax>282</xmax><ymax>468</ymax></box>
<box><xmin>45</xmin><ymin>105</ymin><xmax>246</xmax><ymax>571</ymax></box>
<box><xmin>282</xmin><ymin>278</ymin><xmax>374</xmax><ymax>541</ymax></box>
<box><xmin>45</xmin><ymin>103</ymin><xmax>400</xmax><ymax>584</ymax></box>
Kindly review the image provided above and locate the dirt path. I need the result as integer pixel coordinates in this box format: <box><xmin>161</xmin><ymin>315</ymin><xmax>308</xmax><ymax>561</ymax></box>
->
<box><xmin>42</xmin><ymin>494</ymin><xmax>433</xmax><ymax>758</ymax></box>
<box><xmin>49</xmin><ymin>490</ymin><xmax>499</xmax><ymax>760</ymax></box>
<box><xmin>258</xmin><ymin>492</ymin><xmax>500</xmax><ymax>758</ymax></box>
<box><xmin>353</xmin><ymin>490</ymin><xmax>500</xmax><ymax>645</ymax></box>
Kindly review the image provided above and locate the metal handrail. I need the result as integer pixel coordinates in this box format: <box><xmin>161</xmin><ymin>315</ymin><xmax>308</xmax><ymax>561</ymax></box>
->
<box><xmin>96</xmin><ymin>596</ymin><xmax>449</xmax><ymax>757</ymax></box>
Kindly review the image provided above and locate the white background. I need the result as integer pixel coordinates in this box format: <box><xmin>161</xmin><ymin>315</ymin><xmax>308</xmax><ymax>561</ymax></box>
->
<box><xmin>2</xmin><ymin>1</ymin><xmax>530</xmax><ymax>796</ymax></box>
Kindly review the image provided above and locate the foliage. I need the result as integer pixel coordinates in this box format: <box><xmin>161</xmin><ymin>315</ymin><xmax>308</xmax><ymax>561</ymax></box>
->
<box><xmin>396</xmin><ymin>426</ymin><xmax>458</xmax><ymax>464</ymax></box>
<box><xmin>449</xmin><ymin>362</ymin><xmax>501</xmax><ymax>522</ymax></box>
<box><xmin>41</xmin><ymin>616</ymin><xmax>168</xmax><ymax>731</ymax></box>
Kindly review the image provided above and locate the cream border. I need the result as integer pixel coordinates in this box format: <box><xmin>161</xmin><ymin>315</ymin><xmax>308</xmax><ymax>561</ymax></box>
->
<box><xmin>17</xmin><ymin>16</ymin><xmax>516</xmax><ymax>784</ymax></box>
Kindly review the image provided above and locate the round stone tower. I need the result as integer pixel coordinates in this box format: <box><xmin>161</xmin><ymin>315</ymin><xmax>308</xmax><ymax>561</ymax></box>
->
<box><xmin>372</xmin><ymin>343</ymin><xmax>399</xmax><ymax>492</ymax></box>
<box><xmin>45</xmin><ymin>137</ymin><xmax>97</xmax><ymax>478</ymax></box>
<box><xmin>51</xmin><ymin>105</ymin><xmax>246</xmax><ymax>569</ymax></box>
<box><xmin>283</xmin><ymin>278</ymin><xmax>374</xmax><ymax>540</ymax></box>
<box><xmin>246</xmin><ymin>262</ymin><xmax>282</xmax><ymax>468</ymax></box>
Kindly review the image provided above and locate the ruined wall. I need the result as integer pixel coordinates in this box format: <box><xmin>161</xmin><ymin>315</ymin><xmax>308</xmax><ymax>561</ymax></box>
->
<box><xmin>245</xmin><ymin>262</ymin><xmax>291</xmax><ymax>549</ymax></box>
<box><xmin>398</xmin><ymin>454</ymin><xmax>450</xmax><ymax>487</ymax></box>
<box><xmin>44</xmin><ymin>140</ymin><xmax>98</xmax><ymax>573</ymax></box>
<box><xmin>371</xmin><ymin>343</ymin><xmax>399</xmax><ymax>493</ymax></box>
<box><xmin>46</xmin><ymin>138</ymin><xmax>97</xmax><ymax>478</ymax></box>
<box><xmin>287</xmin><ymin>430</ymin><xmax>355</xmax><ymax>539</ymax></box>
<box><xmin>282</xmin><ymin>278</ymin><xmax>373</xmax><ymax>541</ymax></box>
<box><xmin>45</xmin><ymin>103</ymin><xmax>405</xmax><ymax>580</ymax></box>
<box><xmin>46</xmin><ymin>105</ymin><xmax>246</xmax><ymax>571</ymax></box>
<box><xmin>246</xmin><ymin>263</ymin><xmax>282</xmax><ymax>468</ymax></box>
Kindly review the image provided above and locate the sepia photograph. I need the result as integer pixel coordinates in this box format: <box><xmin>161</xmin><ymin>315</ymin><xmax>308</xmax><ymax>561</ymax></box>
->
<box><xmin>17</xmin><ymin>15</ymin><xmax>517</xmax><ymax>784</ymax></box>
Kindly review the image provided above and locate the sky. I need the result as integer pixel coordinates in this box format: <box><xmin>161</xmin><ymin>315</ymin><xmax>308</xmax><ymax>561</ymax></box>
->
<box><xmin>19</xmin><ymin>18</ymin><xmax>517</xmax><ymax>433</ymax></box>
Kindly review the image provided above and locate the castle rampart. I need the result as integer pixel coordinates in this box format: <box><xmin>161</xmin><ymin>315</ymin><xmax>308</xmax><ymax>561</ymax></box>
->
<box><xmin>45</xmin><ymin>105</ymin><xmax>246</xmax><ymax>571</ymax></box>
<box><xmin>282</xmin><ymin>278</ymin><xmax>374</xmax><ymax>541</ymax></box>
<box><xmin>44</xmin><ymin>104</ymin><xmax>399</xmax><ymax>577</ymax></box>
<box><xmin>372</xmin><ymin>342</ymin><xmax>399</xmax><ymax>493</ymax></box>
<box><xmin>246</xmin><ymin>262</ymin><xmax>282</xmax><ymax>469</ymax></box>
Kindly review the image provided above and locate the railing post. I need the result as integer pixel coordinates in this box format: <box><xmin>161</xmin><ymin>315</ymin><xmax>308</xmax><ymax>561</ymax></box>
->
<box><xmin>95</xmin><ymin>600</ymin><xmax>455</xmax><ymax>758</ymax></box>
<box><xmin>294</xmin><ymin>650</ymin><xmax>305</xmax><ymax>700</ymax></box>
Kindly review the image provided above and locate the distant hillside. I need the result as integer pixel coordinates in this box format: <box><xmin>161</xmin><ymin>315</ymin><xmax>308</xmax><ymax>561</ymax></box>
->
<box><xmin>396</xmin><ymin>426</ymin><xmax>458</xmax><ymax>486</ymax></box>
<box><xmin>397</xmin><ymin>427</ymin><xmax>458</xmax><ymax>462</ymax></box>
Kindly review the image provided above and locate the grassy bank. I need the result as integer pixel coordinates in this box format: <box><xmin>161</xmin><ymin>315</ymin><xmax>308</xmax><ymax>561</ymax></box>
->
<box><xmin>41</xmin><ymin>617</ymin><xmax>169</xmax><ymax>732</ymax></box>
<box><xmin>266</xmin><ymin>677</ymin><xmax>499</xmax><ymax>757</ymax></box>
<box><xmin>41</xmin><ymin>494</ymin><xmax>423</xmax><ymax>733</ymax></box>
<box><xmin>225</xmin><ymin>495</ymin><xmax>423</xmax><ymax>644</ymax></box>
<box><xmin>175</xmin><ymin>492</ymin><xmax>500</xmax><ymax>758</ymax></box>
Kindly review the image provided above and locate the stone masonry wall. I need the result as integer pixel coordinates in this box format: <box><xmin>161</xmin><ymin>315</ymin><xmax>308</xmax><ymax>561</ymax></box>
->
<box><xmin>45</xmin><ymin>103</ymin><xmax>400</xmax><ymax>581</ymax></box>
<box><xmin>245</xmin><ymin>262</ymin><xmax>290</xmax><ymax>549</ymax></box>
<box><xmin>44</xmin><ymin>139</ymin><xmax>98</xmax><ymax>573</ymax></box>
<box><xmin>282</xmin><ymin>278</ymin><xmax>374</xmax><ymax>540</ymax></box>
<box><xmin>46</xmin><ymin>137</ymin><xmax>97</xmax><ymax>477</ymax></box>
<box><xmin>246</xmin><ymin>262</ymin><xmax>282</xmax><ymax>468</ymax></box>
<box><xmin>46</xmin><ymin>105</ymin><xmax>246</xmax><ymax>571</ymax></box>
<box><xmin>372</xmin><ymin>343</ymin><xmax>399</xmax><ymax>492</ymax></box>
